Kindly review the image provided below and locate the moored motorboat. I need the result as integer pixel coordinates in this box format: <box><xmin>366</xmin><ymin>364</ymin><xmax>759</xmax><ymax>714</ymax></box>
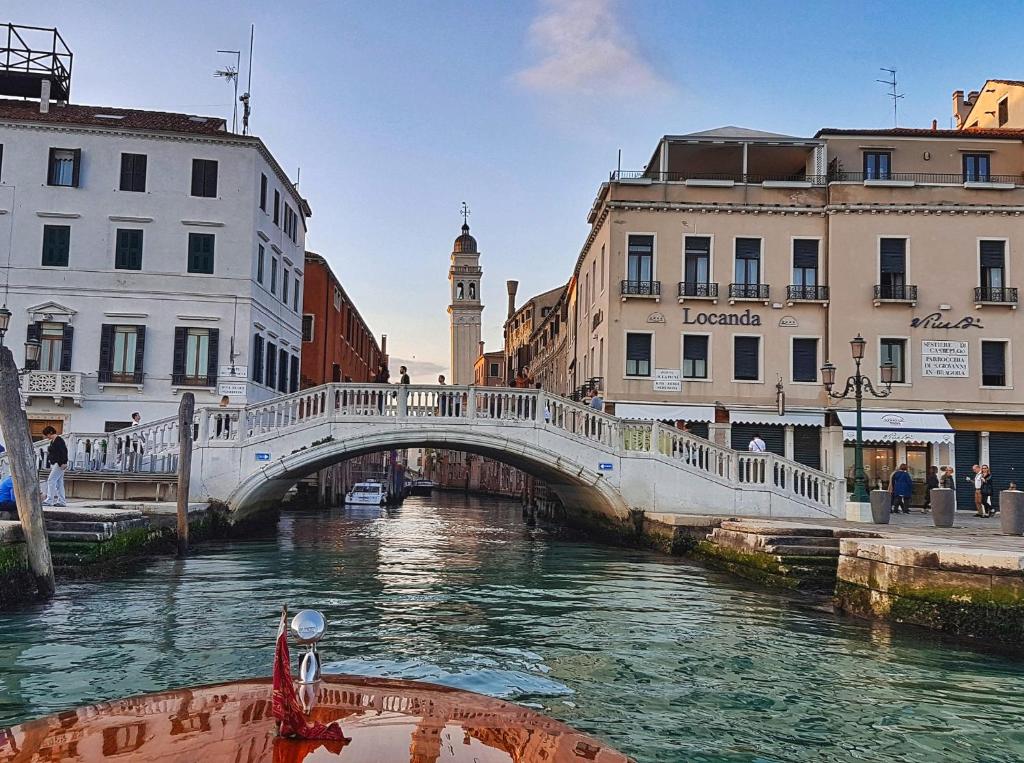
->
<box><xmin>344</xmin><ymin>481</ymin><xmax>387</xmax><ymax>505</ymax></box>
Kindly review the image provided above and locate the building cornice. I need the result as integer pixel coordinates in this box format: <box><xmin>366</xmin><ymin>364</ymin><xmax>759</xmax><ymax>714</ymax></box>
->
<box><xmin>826</xmin><ymin>204</ymin><xmax>1024</xmax><ymax>215</ymax></box>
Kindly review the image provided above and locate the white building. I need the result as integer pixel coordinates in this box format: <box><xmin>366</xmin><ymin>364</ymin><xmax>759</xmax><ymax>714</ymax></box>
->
<box><xmin>0</xmin><ymin>97</ymin><xmax>309</xmax><ymax>436</ymax></box>
<box><xmin>447</xmin><ymin>220</ymin><xmax>483</xmax><ymax>385</ymax></box>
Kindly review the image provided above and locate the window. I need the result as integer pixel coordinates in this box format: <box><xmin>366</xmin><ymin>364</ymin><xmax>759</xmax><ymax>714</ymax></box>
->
<box><xmin>265</xmin><ymin>342</ymin><xmax>277</xmax><ymax>388</ymax></box>
<box><xmin>270</xmin><ymin>257</ymin><xmax>278</xmax><ymax>294</ymax></box>
<box><xmin>187</xmin><ymin>232</ymin><xmax>215</xmax><ymax>274</ymax></box>
<box><xmin>102</xmin><ymin>325</ymin><xmax>144</xmax><ymax>383</ymax></box>
<box><xmin>0</xmin><ymin>144</ymin><xmax>4</xmax><ymax>182</ymax></box>
<box><xmin>257</xmin><ymin>245</ymin><xmax>265</xmax><ymax>284</ymax></box>
<box><xmin>277</xmin><ymin>347</ymin><xmax>288</xmax><ymax>393</ymax></box>
<box><xmin>185</xmin><ymin>329</ymin><xmax>210</xmax><ymax>383</ymax></box>
<box><xmin>38</xmin><ymin>323</ymin><xmax>65</xmax><ymax>372</ymax></box>
<box><xmin>302</xmin><ymin>315</ymin><xmax>314</xmax><ymax>342</ymax></box>
<box><xmin>879</xmin><ymin>238</ymin><xmax>907</xmax><ymax>297</ymax></box>
<box><xmin>963</xmin><ymin>153</ymin><xmax>991</xmax><ymax>182</ymax></box>
<box><xmin>115</xmin><ymin>229</ymin><xmax>144</xmax><ymax>270</ymax></box>
<box><xmin>289</xmin><ymin>355</ymin><xmax>299</xmax><ymax>393</ymax></box>
<box><xmin>880</xmin><ymin>338</ymin><xmax>907</xmax><ymax>383</ymax></box>
<box><xmin>489</xmin><ymin>362</ymin><xmax>499</xmax><ymax>377</ymax></box>
<box><xmin>252</xmin><ymin>335</ymin><xmax>264</xmax><ymax>384</ymax></box>
<box><xmin>599</xmin><ymin>244</ymin><xmax>605</xmax><ymax>290</ymax></box>
<box><xmin>293</xmin><ymin>277</ymin><xmax>300</xmax><ymax>311</ymax></box>
<box><xmin>41</xmin><ymin>225</ymin><xmax>70</xmax><ymax>266</ymax></box>
<box><xmin>625</xmin><ymin>333</ymin><xmax>652</xmax><ymax>377</ymax></box>
<box><xmin>171</xmin><ymin>327</ymin><xmax>217</xmax><ymax>386</ymax></box>
<box><xmin>119</xmin><ymin>153</ymin><xmax>147</xmax><ymax>192</ymax></box>
<box><xmin>980</xmin><ymin>240</ymin><xmax>1006</xmax><ymax>290</ymax></box>
<box><xmin>982</xmin><ymin>341</ymin><xmax>1008</xmax><ymax>387</ymax></box>
<box><xmin>260</xmin><ymin>174</ymin><xmax>268</xmax><ymax>211</ymax></box>
<box><xmin>333</xmin><ymin>287</ymin><xmax>342</xmax><ymax>311</ymax></box>
<box><xmin>682</xmin><ymin>334</ymin><xmax>708</xmax><ymax>379</ymax></box>
<box><xmin>863</xmin><ymin>151</ymin><xmax>891</xmax><ymax>180</ymax></box>
<box><xmin>48</xmin><ymin>148</ymin><xmax>80</xmax><ymax>187</ymax></box>
<box><xmin>792</xmin><ymin>338</ymin><xmax>818</xmax><ymax>383</ymax></box>
<box><xmin>684</xmin><ymin>236</ymin><xmax>711</xmax><ymax>289</ymax></box>
<box><xmin>282</xmin><ymin>267</ymin><xmax>290</xmax><ymax>304</ymax></box>
<box><xmin>627</xmin><ymin>235</ymin><xmax>654</xmax><ymax>285</ymax></box>
<box><xmin>998</xmin><ymin>97</ymin><xmax>1009</xmax><ymax>128</ymax></box>
<box><xmin>733</xmin><ymin>336</ymin><xmax>760</xmax><ymax>381</ymax></box>
<box><xmin>190</xmin><ymin>159</ymin><xmax>218</xmax><ymax>197</ymax></box>
<box><xmin>792</xmin><ymin>240</ymin><xmax>819</xmax><ymax>286</ymax></box>
<box><xmin>734</xmin><ymin>238</ymin><xmax>761</xmax><ymax>285</ymax></box>
<box><xmin>273</xmin><ymin>190</ymin><xmax>280</xmax><ymax>225</ymax></box>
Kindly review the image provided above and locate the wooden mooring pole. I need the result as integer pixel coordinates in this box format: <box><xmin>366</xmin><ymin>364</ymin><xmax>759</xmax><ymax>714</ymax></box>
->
<box><xmin>0</xmin><ymin>345</ymin><xmax>54</xmax><ymax>599</ymax></box>
<box><xmin>176</xmin><ymin>393</ymin><xmax>195</xmax><ymax>557</ymax></box>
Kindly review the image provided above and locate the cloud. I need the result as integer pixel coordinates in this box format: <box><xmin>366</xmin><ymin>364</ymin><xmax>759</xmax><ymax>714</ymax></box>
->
<box><xmin>514</xmin><ymin>0</ymin><xmax>669</xmax><ymax>97</ymax></box>
<box><xmin>389</xmin><ymin>356</ymin><xmax>448</xmax><ymax>381</ymax></box>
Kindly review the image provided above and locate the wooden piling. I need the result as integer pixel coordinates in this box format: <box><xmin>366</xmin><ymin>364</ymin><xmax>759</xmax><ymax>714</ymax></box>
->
<box><xmin>176</xmin><ymin>393</ymin><xmax>195</xmax><ymax>557</ymax></box>
<box><xmin>0</xmin><ymin>345</ymin><xmax>54</xmax><ymax>598</ymax></box>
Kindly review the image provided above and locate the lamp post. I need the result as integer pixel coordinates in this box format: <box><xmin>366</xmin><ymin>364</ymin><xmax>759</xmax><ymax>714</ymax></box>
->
<box><xmin>821</xmin><ymin>334</ymin><xmax>896</xmax><ymax>503</ymax></box>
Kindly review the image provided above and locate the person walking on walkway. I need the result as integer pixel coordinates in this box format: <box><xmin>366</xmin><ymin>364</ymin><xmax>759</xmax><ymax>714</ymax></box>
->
<box><xmin>42</xmin><ymin>426</ymin><xmax>68</xmax><ymax>507</ymax></box>
<box><xmin>890</xmin><ymin>463</ymin><xmax>913</xmax><ymax>514</ymax></box>
<box><xmin>970</xmin><ymin>464</ymin><xmax>984</xmax><ymax>516</ymax></box>
<box><xmin>748</xmin><ymin>433</ymin><xmax>766</xmax><ymax>452</ymax></box>
<box><xmin>923</xmin><ymin>465</ymin><xmax>939</xmax><ymax>512</ymax></box>
<box><xmin>979</xmin><ymin>465</ymin><xmax>995</xmax><ymax>517</ymax></box>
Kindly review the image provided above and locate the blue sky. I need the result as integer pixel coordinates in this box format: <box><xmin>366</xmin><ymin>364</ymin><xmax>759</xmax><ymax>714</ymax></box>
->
<box><xmin>8</xmin><ymin>1</ymin><xmax>1024</xmax><ymax>378</ymax></box>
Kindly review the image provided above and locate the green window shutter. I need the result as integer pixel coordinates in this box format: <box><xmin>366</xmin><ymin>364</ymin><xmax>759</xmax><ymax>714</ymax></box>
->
<box><xmin>116</xmin><ymin>229</ymin><xmax>143</xmax><ymax>270</ymax></box>
<box><xmin>42</xmin><ymin>225</ymin><xmax>70</xmax><ymax>266</ymax></box>
<box><xmin>188</xmin><ymin>233</ymin><xmax>215</xmax><ymax>274</ymax></box>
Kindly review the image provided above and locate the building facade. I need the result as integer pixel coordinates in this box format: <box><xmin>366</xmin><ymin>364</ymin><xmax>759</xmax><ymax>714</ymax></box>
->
<box><xmin>0</xmin><ymin>97</ymin><xmax>308</xmax><ymax>436</ymax></box>
<box><xmin>448</xmin><ymin>222</ymin><xmax>483</xmax><ymax>384</ymax></box>
<box><xmin>300</xmin><ymin>252</ymin><xmax>383</xmax><ymax>386</ymax></box>
<box><xmin>562</xmin><ymin>80</ymin><xmax>1024</xmax><ymax>505</ymax></box>
<box><xmin>503</xmin><ymin>283</ymin><xmax>563</xmax><ymax>386</ymax></box>
<box><xmin>474</xmin><ymin>349</ymin><xmax>504</xmax><ymax>386</ymax></box>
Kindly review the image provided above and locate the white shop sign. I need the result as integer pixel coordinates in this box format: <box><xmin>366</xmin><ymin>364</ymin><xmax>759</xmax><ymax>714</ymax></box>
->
<box><xmin>218</xmin><ymin>382</ymin><xmax>248</xmax><ymax>398</ymax></box>
<box><xmin>921</xmin><ymin>340</ymin><xmax>969</xmax><ymax>377</ymax></box>
<box><xmin>653</xmin><ymin>368</ymin><xmax>682</xmax><ymax>392</ymax></box>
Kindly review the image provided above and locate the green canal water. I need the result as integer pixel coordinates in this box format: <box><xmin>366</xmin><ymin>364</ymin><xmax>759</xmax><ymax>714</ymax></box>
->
<box><xmin>1</xmin><ymin>494</ymin><xmax>1023</xmax><ymax>762</ymax></box>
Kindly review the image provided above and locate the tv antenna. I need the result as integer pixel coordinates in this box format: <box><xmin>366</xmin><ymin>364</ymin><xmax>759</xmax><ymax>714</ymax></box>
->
<box><xmin>877</xmin><ymin>67</ymin><xmax>904</xmax><ymax>127</ymax></box>
<box><xmin>215</xmin><ymin>48</ymin><xmax>241</xmax><ymax>133</ymax></box>
<box><xmin>239</xmin><ymin>25</ymin><xmax>254</xmax><ymax>135</ymax></box>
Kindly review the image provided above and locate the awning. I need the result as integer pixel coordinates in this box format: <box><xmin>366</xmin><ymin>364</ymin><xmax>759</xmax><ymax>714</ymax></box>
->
<box><xmin>614</xmin><ymin>403</ymin><xmax>715</xmax><ymax>422</ymax></box>
<box><xmin>729</xmin><ymin>410</ymin><xmax>823</xmax><ymax>427</ymax></box>
<box><xmin>837</xmin><ymin>411</ymin><xmax>954</xmax><ymax>445</ymax></box>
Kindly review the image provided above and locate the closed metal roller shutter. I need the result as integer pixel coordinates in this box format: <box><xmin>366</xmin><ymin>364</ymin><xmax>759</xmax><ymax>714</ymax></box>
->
<box><xmin>793</xmin><ymin>427</ymin><xmax>821</xmax><ymax>469</ymax></box>
<box><xmin>986</xmin><ymin>432</ymin><xmax>1024</xmax><ymax>495</ymax></box>
<box><xmin>688</xmin><ymin>422</ymin><xmax>709</xmax><ymax>439</ymax></box>
<box><xmin>954</xmin><ymin>431</ymin><xmax>979</xmax><ymax>508</ymax></box>
<box><xmin>731</xmin><ymin>424</ymin><xmax>784</xmax><ymax>455</ymax></box>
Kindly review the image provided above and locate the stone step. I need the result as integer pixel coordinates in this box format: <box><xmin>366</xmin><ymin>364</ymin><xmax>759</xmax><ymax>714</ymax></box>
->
<box><xmin>765</xmin><ymin>544</ymin><xmax>840</xmax><ymax>557</ymax></box>
<box><xmin>759</xmin><ymin>535</ymin><xmax>840</xmax><ymax>548</ymax></box>
<box><xmin>47</xmin><ymin>530</ymin><xmax>109</xmax><ymax>542</ymax></box>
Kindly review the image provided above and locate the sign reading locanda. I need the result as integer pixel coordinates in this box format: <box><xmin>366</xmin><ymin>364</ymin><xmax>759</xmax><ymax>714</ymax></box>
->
<box><xmin>682</xmin><ymin>308</ymin><xmax>762</xmax><ymax>326</ymax></box>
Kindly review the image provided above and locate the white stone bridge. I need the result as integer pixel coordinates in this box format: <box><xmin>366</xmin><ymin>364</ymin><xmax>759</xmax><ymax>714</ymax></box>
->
<box><xmin>40</xmin><ymin>385</ymin><xmax>844</xmax><ymax>522</ymax></box>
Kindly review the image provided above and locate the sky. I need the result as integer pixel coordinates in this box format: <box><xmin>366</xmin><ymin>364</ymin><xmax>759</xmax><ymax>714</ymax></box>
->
<box><xmin>7</xmin><ymin>0</ymin><xmax>1024</xmax><ymax>380</ymax></box>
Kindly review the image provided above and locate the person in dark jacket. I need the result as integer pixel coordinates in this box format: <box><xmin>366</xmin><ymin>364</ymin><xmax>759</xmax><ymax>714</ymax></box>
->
<box><xmin>979</xmin><ymin>464</ymin><xmax>995</xmax><ymax>517</ymax></box>
<box><xmin>42</xmin><ymin>426</ymin><xmax>68</xmax><ymax>507</ymax></box>
<box><xmin>889</xmin><ymin>463</ymin><xmax>913</xmax><ymax>514</ymax></box>
<box><xmin>923</xmin><ymin>465</ymin><xmax>940</xmax><ymax>512</ymax></box>
<box><xmin>940</xmin><ymin>467</ymin><xmax>955</xmax><ymax>490</ymax></box>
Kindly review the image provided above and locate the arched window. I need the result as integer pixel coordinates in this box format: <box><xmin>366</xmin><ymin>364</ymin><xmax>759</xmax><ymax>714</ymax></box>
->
<box><xmin>456</xmin><ymin>282</ymin><xmax>464</xmax><ymax>299</ymax></box>
<box><xmin>469</xmin><ymin>282</ymin><xmax>476</xmax><ymax>299</ymax></box>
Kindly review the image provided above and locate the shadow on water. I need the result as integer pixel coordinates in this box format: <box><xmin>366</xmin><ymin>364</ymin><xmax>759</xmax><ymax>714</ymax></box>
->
<box><xmin>1</xmin><ymin>493</ymin><xmax>1023</xmax><ymax>762</ymax></box>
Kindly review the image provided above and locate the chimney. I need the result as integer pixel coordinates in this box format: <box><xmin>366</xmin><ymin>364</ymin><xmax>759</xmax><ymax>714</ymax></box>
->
<box><xmin>380</xmin><ymin>334</ymin><xmax>387</xmax><ymax>355</ymax></box>
<box><xmin>952</xmin><ymin>89</ymin><xmax>970</xmax><ymax>129</ymax></box>
<box><xmin>506</xmin><ymin>280</ymin><xmax>519</xmax><ymax>319</ymax></box>
<box><xmin>478</xmin><ymin>341</ymin><xmax>485</xmax><ymax>358</ymax></box>
<box><xmin>931</xmin><ymin>119</ymin><xmax>938</xmax><ymax>131</ymax></box>
<box><xmin>39</xmin><ymin>79</ymin><xmax>51</xmax><ymax>114</ymax></box>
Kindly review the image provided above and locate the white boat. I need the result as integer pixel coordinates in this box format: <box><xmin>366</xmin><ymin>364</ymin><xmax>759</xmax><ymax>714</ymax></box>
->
<box><xmin>344</xmin><ymin>481</ymin><xmax>388</xmax><ymax>505</ymax></box>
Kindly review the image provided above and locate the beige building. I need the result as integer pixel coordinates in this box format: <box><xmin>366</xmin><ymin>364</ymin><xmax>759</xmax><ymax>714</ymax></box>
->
<box><xmin>448</xmin><ymin>221</ymin><xmax>483</xmax><ymax>384</ymax></box>
<box><xmin>561</xmin><ymin>80</ymin><xmax>1024</xmax><ymax>507</ymax></box>
<box><xmin>503</xmin><ymin>282</ymin><xmax>564</xmax><ymax>385</ymax></box>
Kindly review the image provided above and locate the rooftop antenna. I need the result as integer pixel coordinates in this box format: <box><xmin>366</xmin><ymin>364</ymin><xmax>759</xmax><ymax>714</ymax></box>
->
<box><xmin>239</xmin><ymin>25</ymin><xmax>254</xmax><ymax>135</ymax></box>
<box><xmin>215</xmin><ymin>48</ymin><xmax>241</xmax><ymax>133</ymax></box>
<box><xmin>876</xmin><ymin>67</ymin><xmax>904</xmax><ymax>127</ymax></box>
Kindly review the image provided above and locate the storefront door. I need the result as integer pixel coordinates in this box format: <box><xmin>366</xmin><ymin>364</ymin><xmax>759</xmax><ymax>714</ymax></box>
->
<box><xmin>906</xmin><ymin>446</ymin><xmax>930</xmax><ymax>507</ymax></box>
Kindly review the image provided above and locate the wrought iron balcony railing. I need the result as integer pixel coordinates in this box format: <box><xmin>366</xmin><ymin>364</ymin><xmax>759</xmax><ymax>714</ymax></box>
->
<box><xmin>620</xmin><ymin>279</ymin><xmax>660</xmax><ymax>297</ymax></box>
<box><xmin>728</xmin><ymin>283</ymin><xmax>770</xmax><ymax>300</ymax></box>
<box><xmin>873</xmin><ymin>284</ymin><xmax>918</xmax><ymax>302</ymax></box>
<box><xmin>974</xmin><ymin>286</ymin><xmax>1018</xmax><ymax>304</ymax></box>
<box><xmin>678</xmin><ymin>281</ymin><xmax>719</xmax><ymax>298</ymax></box>
<box><xmin>830</xmin><ymin>171</ymin><xmax>1023</xmax><ymax>185</ymax></box>
<box><xmin>610</xmin><ymin>170</ymin><xmax>827</xmax><ymax>185</ymax></box>
<box><xmin>786</xmin><ymin>285</ymin><xmax>829</xmax><ymax>301</ymax></box>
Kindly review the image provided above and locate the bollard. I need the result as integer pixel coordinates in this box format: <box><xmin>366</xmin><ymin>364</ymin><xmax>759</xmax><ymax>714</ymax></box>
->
<box><xmin>930</xmin><ymin>488</ymin><xmax>956</xmax><ymax>528</ymax></box>
<box><xmin>999</xmin><ymin>490</ymin><xmax>1024</xmax><ymax>536</ymax></box>
<box><xmin>870</xmin><ymin>489</ymin><xmax>891</xmax><ymax>524</ymax></box>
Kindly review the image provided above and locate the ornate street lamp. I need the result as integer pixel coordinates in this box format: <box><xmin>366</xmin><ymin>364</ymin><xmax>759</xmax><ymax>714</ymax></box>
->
<box><xmin>24</xmin><ymin>339</ymin><xmax>41</xmax><ymax>367</ymax></box>
<box><xmin>821</xmin><ymin>334</ymin><xmax>895</xmax><ymax>503</ymax></box>
<box><xmin>0</xmin><ymin>306</ymin><xmax>11</xmax><ymax>338</ymax></box>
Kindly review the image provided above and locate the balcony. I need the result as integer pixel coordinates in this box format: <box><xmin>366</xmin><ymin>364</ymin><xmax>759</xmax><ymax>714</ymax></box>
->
<box><xmin>21</xmin><ymin>370</ymin><xmax>83</xmax><ymax>406</ymax></box>
<box><xmin>786</xmin><ymin>285</ymin><xmax>829</xmax><ymax>303</ymax></box>
<box><xmin>830</xmin><ymin>171</ymin><xmax>1022</xmax><ymax>187</ymax></box>
<box><xmin>728</xmin><ymin>283</ymin><xmax>770</xmax><ymax>302</ymax></box>
<box><xmin>612</xmin><ymin>170</ymin><xmax>826</xmax><ymax>187</ymax></box>
<box><xmin>620</xmin><ymin>280</ymin><xmax>660</xmax><ymax>301</ymax></box>
<box><xmin>873</xmin><ymin>284</ymin><xmax>918</xmax><ymax>305</ymax></box>
<box><xmin>678</xmin><ymin>281</ymin><xmax>719</xmax><ymax>301</ymax></box>
<box><xmin>974</xmin><ymin>286</ymin><xmax>1018</xmax><ymax>307</ymax></box>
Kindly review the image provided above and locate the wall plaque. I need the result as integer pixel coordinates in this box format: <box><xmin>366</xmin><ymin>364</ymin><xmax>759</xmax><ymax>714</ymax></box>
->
<box><xmin>778</xmin><ymin>316</ymin><xmax>798</xmax><ymax>327</ymax></box>
<box><xmin>647</xmin><ymin>312</ymin><xmax>666</xmax><ymax>324</ymax></box>
<box><xmin>921</xmin><ymin>340</ymin><xmax>968</xmax><ymax>377</ymax></box>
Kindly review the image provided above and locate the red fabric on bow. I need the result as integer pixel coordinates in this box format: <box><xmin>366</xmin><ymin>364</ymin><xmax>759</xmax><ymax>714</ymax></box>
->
<box><xmin>271</xmin><ymin>607</ymin><xmax>350</xmax><ymax>743</ymax></box>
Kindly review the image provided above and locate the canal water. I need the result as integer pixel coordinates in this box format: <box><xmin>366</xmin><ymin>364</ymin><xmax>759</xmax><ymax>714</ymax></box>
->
<box><xmin>1</xmin><ymin>494</ymin><xmax>1023</xmax><ymax>762</ymax></box>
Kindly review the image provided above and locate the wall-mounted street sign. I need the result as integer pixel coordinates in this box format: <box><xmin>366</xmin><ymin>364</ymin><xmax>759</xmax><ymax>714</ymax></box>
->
<box><xmin>598</xmin><ymin>462</ymin><xmax>614</xmax><ymax>471</ymax></box>
<box><xmin>921</xmin><ymin>340</ymin><xmax>969</xmax><ymax>377</ymax></box>
<box><xmin>219</xmin><ymin>365</ymin><xmax>249</xmax><ymax>378</ymax></box>
<box><xmin>255</xmin><ymin>452</ymin><xmax>271</xmax><ymax>461</ymax></box>
<box><xmin>218</xmin><ymin>382</ymin><xmax>247</xmax><ymax>398</ymax></box>
<box><xmin>653</xmin><ymin>368</ymin><xmax>682</xmax><ymax>392</ymax></box>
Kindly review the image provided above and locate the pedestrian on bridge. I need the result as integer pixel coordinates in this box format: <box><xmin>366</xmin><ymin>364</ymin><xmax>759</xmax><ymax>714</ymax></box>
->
<box><xmin>399</xmin><ymin>366</ymin><xmax>411</xmax><ymax>385</ymax></box>
<box><xmin>747</xmin><ymin>433</ymin><xmax>766</xmax><ymax>452</ymax></box>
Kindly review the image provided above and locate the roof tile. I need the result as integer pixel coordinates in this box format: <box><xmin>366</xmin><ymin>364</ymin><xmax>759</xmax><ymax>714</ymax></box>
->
<box><xmin>0</xmin><ymin>98</ymin><xmax>228</xmax><ymax>135</ymax></box>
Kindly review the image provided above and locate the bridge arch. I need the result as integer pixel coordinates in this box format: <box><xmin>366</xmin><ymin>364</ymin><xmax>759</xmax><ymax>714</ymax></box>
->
<box><xmin>216</xmin><ymin>425</ymin><xmax>630</xmax><ymax>522</ymax></box>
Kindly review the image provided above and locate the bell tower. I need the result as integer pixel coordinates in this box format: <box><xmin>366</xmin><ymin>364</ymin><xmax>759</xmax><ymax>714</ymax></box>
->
<box><xmin>448</xmin><ymin>203</ymin><xmax>483</xmax><ymax>385</ymax></box>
